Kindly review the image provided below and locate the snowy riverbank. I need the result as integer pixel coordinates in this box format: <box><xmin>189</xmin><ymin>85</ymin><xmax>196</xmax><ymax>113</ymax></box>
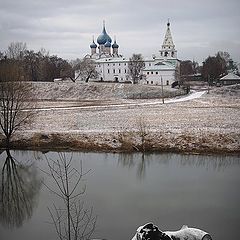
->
<box><xmin>1</xmin><ymin>83</ymin><xmax>240</xmax><ymax>154</ymax></box>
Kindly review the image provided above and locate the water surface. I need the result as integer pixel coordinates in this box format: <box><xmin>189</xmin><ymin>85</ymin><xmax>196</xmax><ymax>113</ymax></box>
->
<box><xmin>0</xmin><ymin>151</ymin><xmax>239</xmax><ymax>240</ymax></box>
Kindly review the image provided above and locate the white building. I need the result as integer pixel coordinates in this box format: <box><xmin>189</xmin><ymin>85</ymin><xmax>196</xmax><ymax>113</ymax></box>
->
<box><xmin>95</xmin><ymin>57</ymin><xmax>130</xmax><ymax>82</ymax></box>
<box><xmin>76</xmin><ymin>21</ymin><xmax>180</xmax><ymax>86</ymax></box>
<box><xmin>219</xmin><ymin>72</ymin><xmax>240</xmax><ymax>85</ymax></box>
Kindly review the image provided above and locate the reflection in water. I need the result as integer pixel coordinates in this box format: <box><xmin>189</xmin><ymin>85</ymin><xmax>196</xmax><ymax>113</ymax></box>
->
<box><xmin>0</xmin><ymin>150</ymin><xmax>239</xmax><ymax>240</ymax></box>
<box><xmin>118</xmin><ymin>154</ymin><xmax>135</xmax><ymax>169</ymax></box>
<box><xmin>178</xmin><ymin>154</ymin><xmax>240</xmax><ymax>171</ymax></box>
<box><xmin>118</xmin><ymin>153</ymin><xmax>151</xmax><ymax>180</ymax></box>
<box><xmin>118</xmin><ymin>152</ymin><xmax>240</xmax><ymax>179</ymax></box>
<box><xmin>0</xmin><ymin>149</ymin><xmax>41</xmax><ymax>229</ymax></box>
<box><xmin>43</xmin><ymin>152</ymin><xmax>97</xmax><ymax>240</ymax></box>
<box><xmin>137</xmin><ymin>154</ymin><xmax>146</xmax><ymax>179</ymax></box>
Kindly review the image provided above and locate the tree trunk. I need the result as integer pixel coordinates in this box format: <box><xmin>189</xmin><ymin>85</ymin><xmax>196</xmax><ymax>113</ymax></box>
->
<box><xmin>5</xmin><ymin>135</ymin><xmax>11</xmax><ymax>148</ymax></box>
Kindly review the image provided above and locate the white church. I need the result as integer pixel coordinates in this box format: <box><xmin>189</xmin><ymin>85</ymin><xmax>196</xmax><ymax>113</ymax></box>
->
<box><xmin>76</xmin><ymin>21</ymin><xmax>180</xmax><ymax>86</ymax></box>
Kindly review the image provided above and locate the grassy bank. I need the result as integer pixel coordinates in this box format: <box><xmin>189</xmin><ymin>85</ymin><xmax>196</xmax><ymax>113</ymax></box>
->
<box><xmin>1</xmin><ymin>130</ymin><xmax>239</xmax><ymax>155</ymax></box>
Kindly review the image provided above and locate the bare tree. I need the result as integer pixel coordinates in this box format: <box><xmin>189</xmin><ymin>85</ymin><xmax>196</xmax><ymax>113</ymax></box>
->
<box><xmin>217</xmin><ymin>51</ymin><xmax>238</xmax><ymax>73</ymax></box>
<box><xmin>136</xmin><ymin>116</ymin><xmax>150</xmax><ymax>152</ymax></box>
<box><xmin>180</xmin><ymin>60</ymin><xmax>195</xmax><ymax>76</ymax></box>
<box><xmin>0</xmin><ymin>51</ymin><xmax>5</xmax><ymax>60</ymax></box>
<box><xmin>0</xmin><ymin>60</ymin><xmax>35</xmax><ymax>147</ymax></box>
<box><xmin>73</xmin><ymin>58</ymin><xmax>99</xmax><ymax>82</ymax></box>
<box><xmin>42</xmin><ymin>153</ymin><xmax>97</xmax><ymax>240</ymax></box>
<box><xmin>6</xmin><ymin>42</ymin><xmax>27</xmax><ymax>60</ymax></box>
<box><xmin>201</xmin><ymin>54</ymin><xmax>227</xmax><ymax>83</ymax></box>
<box><xmin>128</xmin><ymin>54</ymin><xmax>145</xmax><ymax>84</ymax></box>
<box><xmin>2</xmin><ymin>42</ymin><xmax>73</xmax><ymax>82</ymax></box>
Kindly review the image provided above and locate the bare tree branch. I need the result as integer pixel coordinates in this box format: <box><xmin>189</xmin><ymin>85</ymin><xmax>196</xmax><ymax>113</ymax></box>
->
<box><xmin>0</xmin><ymin>64</ymin><xmax>36</xmax><ymax>147</ymax></box>
<box><xmin>42</xmin><ymin>153</ymin><xmax>97</xmax><ymax>240</ymax></box>
<box><xmin>128</xmin><ymin>54</ymin><xmax>145</xmax><ymax>84</ymax></box>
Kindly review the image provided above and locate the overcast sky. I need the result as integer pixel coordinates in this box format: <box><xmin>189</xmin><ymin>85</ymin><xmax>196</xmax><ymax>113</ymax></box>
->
<box><xmin>1</xmin><ymin>0</ymin><xmax>240</xmax><ymax>63</ymax></box>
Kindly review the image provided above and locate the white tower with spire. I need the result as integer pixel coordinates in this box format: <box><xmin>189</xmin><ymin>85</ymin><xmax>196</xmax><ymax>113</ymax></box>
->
<box><xmin>160</xmin><ymin>20</ymin><xmax>177</xmax><ymax>58</ymax></box>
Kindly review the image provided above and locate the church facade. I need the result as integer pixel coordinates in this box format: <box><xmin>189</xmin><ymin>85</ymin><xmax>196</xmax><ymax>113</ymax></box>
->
<box><xmin>76</xmin><ymin>21</ymin><xmax>180</xmax><ymax>86</ymax></box>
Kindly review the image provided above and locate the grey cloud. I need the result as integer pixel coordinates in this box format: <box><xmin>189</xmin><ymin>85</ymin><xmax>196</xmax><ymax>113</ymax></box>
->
<box><xmin>0</xmin><ymin>0</ymin><xmax>240</xmax><ymax>62</ymax></box>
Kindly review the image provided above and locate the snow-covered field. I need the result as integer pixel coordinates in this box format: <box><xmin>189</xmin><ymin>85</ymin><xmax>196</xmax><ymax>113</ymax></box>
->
<box><xmin>32</xmin><ymin>81</ymin><xmax>185</xmax><ymax>100</ymax></box>
<box><xmin>2</xmin><ymin>83</ymin><xmax>240</xmax><ymax>154</ymax></box>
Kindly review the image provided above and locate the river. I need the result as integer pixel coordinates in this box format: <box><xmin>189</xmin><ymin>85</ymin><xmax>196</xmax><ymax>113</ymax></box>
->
<box><xmin>0</xmin><ymin>150</ymin><xmax>239</xmax><ymax>240</ymax></box>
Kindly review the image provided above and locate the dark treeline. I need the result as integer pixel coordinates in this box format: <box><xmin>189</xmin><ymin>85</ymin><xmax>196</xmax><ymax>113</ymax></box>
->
<box><xmin>1</xmin><ymin>42</ymin><xmax>239</xmax><ymax>84</ymax></box>
<box><xmin>180</xmin><ymin>51</ymin><xmax>239</xmax><ymax>84</ymax></box>
<box><xmin>0</xmin><ymin>42</ymin><xmax>73</xmax><ymax>82</ymax></box>
<box><xmin>0</xmin><ymin>42</ymin><xmax>99</xmax><ymax>83</ymax></box>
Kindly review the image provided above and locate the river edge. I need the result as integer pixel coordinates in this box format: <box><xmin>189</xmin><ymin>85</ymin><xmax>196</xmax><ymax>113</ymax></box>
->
<box><xmin>1</xmin><ymin>84</ymin><xmax>239</xmax><ymax>156</ymax></box>
<box><xmin>1</xmin><ymin>130</ymin><xmax>239</xmax><ymax>156</ymax></box>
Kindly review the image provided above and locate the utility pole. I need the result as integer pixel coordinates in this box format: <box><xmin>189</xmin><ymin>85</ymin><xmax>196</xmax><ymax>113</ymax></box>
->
<box><xmin>161</xmin><ymin>76</ymin><xmax>165</xmax><ymax>104</ymax></box>
<box><xmin>207</xmin><ymin>74</ymin><xmax>210</xmax><ymax>94</ymax></box>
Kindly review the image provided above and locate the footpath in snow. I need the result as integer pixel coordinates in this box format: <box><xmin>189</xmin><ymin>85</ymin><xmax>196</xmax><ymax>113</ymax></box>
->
<box><xmin>165</xmin><ymin>90</ymin><xmax>206</xmax><ymax>103</ymax></box>
<box><xmin>34</xmin><ymin>90</ymin><xmax>206</xmax><ymax>112</ymax></box>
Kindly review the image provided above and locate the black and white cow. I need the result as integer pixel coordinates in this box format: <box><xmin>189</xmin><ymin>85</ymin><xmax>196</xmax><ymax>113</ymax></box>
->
<box><xmin>131</xmin><ymin>223</ymin><xmax>212</xmax><ymax>240</ymax></box>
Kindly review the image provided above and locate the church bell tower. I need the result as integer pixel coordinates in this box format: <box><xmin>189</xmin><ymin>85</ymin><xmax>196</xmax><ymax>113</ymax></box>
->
<box><xmin>160</xmin><ymin>20</ymin><xmax>177</xmax><ymax>58</ymax></box>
